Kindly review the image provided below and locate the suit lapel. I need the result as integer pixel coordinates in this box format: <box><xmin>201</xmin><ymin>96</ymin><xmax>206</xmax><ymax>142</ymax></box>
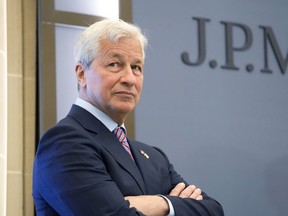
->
<box><xmin>129</xmin><ymin>140</ymin><xmax>165</xmax><ymax>195</ymax></box>
<box><xmin>96</xmin><ymin>125</ymin><xmax>147</xmax><ymax>194</ymax></box>
<box><xmin>68</xmin><ymin>105</ymin><xmax>147</xmax><ymax>194</ymax></box>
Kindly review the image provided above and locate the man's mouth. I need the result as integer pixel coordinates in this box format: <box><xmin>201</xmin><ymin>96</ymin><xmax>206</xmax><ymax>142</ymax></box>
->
<box><xmin>114</xmin><ymin>91</ymin><xmax>135</xmax><ymax>97</ymax></box>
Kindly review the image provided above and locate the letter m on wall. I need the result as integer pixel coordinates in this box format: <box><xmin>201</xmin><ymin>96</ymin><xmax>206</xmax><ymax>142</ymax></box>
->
<box><xmin>260</xmin><ymin>26</ymin><xmax>288</xmax><ymax>74</ymax></box>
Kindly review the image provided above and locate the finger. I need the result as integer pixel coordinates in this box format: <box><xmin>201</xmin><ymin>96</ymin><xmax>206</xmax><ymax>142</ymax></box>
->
<box><xmin>189</xmin><ymin>188</ymin><xmax>202</xmax><ymax>199</ymax></box>
<box><xmin>196</xmin><ymin>195</ymin><xmax>203</xmax><ymax>201</ymax></box>
<box><xmin>169</xmin><ymin>182</ymin><xmax>186</xmax><ymax>196</ymax></box>
<box><xmin>179</xmin><ymin>185</ymin><xmax>196</xmax><ymax>198</ymax></box>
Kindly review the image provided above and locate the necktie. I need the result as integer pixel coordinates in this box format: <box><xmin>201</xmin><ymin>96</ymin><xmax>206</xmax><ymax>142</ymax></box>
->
<box><xmin>113</xmin><ymin>127</ymin><xmax>134</xmax><ymax>160</ymax></box>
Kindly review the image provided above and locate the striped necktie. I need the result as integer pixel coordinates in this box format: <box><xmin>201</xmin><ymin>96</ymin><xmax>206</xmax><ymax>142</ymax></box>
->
<box><xmin>113</xmin><ymin>127</ymin><xmax>134</xmax><ymax>160</ymax></box>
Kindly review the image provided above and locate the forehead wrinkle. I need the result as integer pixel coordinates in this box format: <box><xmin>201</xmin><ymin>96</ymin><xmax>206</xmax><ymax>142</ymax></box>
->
<box><xmin>98</xmin><ymin>39</ymin><xmax>144</xmax><ymax>64</ymax></box>
<box><xmin>106</xmin><ymin>51</ymin><xmax>143</xmax><ymax>65</ymax></box>
<box><xmin>108</xmin><ymin>52</ymin><xmax>123</xmax><ymax>60</ymax></box>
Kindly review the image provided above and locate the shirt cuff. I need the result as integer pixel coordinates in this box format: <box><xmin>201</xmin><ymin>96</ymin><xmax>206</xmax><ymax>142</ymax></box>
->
<box><xmin>157</xmin><ymin>195</ymin><xmax>175</xmax><ymax>216</ymax></box>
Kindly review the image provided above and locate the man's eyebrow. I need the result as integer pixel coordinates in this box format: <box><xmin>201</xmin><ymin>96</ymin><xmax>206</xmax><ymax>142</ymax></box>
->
<box><xmin>134</xmin><ymin>59</ymin><xmax>143</xmax><ymax>65</ymax></box>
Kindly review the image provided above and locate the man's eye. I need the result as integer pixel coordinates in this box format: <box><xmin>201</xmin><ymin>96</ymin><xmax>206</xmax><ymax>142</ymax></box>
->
<box><xmin>107</xmin><ymin>62</ymin><xmax>122</xmax><ymax>72</ymax></box>
<box><xmin>132</xmin><ymin>65</ymin><xmax>142</xmax><ymax>74</ymax></box>
<box><xmin>109</xmin><ymin>62</ymin><xmax>120</xmax><ymax>68</ymax></box>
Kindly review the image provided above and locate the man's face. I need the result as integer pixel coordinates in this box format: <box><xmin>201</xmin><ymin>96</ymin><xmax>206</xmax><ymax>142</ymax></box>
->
<box><xmin>77</xmin><ymin>37</ymin><xmax>144</xmax><ymax>124</ymax></box>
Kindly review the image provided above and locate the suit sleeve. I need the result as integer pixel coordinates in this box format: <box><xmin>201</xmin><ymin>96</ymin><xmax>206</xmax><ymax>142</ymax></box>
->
<box><xmin>154</xmin><ymin>147</ymin><xmax>225</xmax><ymax>216</ymax></box>
<box><xmin>33</xmin><ymin>124</ymin><xmax>144</xmax><ymax>216</ymax></box>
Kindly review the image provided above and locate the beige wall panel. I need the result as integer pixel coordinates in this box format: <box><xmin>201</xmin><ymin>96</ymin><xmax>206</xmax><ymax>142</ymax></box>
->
<box><xmin>24</xmin><ymin>115</ymin><xmax>36</xmax><ymax>173</ymax></box>
<box><xmin>0</xmin><ymin>0</ymin><xmax>7</xmax><ymax>214</ymax></box>
<box><xmin>7</xmin><ymin>75</ymin><xmax>23</xmax><ymax>172</ymax></box>
<box><xmin>23</xmin><ymin>0</ymin><xmax>36</xmax><ymax>79</ymax></box>
<box><xmin>7</xmin><ymin>172</ymin><xmax>23</xmax><ymax>216</ymax></box>
<box><xmin>0</xmin><ymin>53</ymin><xmax>6</xmax><ymax>156</ymax></box>
<box><xmin>24</xmin><ymin>173</ymin><xmax>33</xmax><ymax>216</ymax></box>
<box><xmin>4</xmin><ymin>0</ymin><xmax>36</xmax><ymax>215</ymax></box>
<box><xmin>7</xmin><ymin>0</ymin><xmax>22</xmax><ymax>76</ymax></box>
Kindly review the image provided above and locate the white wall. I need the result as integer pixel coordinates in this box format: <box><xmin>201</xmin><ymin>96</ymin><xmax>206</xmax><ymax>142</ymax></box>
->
<box><xmin>54</xmin><ymin>0</ymin><xmax>119</xmax><ymax>121</ymax></box>
<box><xmin>55</xmin><ymin>24</ymin><xmax>83</xmax><ymax>121</ymax></box>
<box><xmin>133</xmin><ymin>1</ymin><xmax>288</xmax><ymax>215</ymax></box>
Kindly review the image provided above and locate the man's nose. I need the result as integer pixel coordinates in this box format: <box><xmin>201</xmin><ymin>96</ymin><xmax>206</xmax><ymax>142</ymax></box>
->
<box><xmin>120</xmin><ymin>66</ymin><xmax>137</xmax><ymax>85</ymax></box>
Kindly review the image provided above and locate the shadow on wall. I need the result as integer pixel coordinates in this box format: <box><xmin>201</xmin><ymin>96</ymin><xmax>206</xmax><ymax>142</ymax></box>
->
<box><xmin>265</xmin><ymin>155</ymin><xmax>288</xmax><ymax>216</ymax></box>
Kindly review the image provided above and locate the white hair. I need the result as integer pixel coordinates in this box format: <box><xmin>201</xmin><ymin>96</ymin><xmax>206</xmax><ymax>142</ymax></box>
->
<box><xmin>74</xmin><ymin>19</ymin><xmax>148</xmax><ymax>69</ymax></box>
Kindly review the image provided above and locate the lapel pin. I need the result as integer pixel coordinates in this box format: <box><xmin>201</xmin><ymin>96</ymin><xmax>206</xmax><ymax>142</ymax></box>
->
<box><xmin>139</xmin><ymin>150</ymin><xmax>149</xmax><ymax>159</ymax></box>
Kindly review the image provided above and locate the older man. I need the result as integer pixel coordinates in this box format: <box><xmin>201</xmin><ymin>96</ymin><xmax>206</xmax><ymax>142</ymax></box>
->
<box><xmin>33</xmin><ymin>19</ymin><xmax>224</xmax><ymax>216</ymax></box>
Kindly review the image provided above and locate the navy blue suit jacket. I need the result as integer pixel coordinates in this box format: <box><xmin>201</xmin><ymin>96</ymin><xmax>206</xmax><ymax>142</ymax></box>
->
<box><xmin>33</xmin><ymin>105</ymin><xmax>224</xmax><ymax>215</ymax></box>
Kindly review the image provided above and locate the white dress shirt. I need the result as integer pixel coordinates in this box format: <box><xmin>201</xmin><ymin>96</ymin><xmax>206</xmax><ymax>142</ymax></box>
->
<box><xmin>75</xmin><ymin>98</ymin><xmax>120</xmax><ymax>132</ymax></box>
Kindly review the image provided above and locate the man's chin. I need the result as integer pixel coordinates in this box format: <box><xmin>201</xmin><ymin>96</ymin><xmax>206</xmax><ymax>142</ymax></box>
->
<box><xmin>113</xmin><ymin>103</ymin><xmax>135</xmax><ymax>114</ymax></box>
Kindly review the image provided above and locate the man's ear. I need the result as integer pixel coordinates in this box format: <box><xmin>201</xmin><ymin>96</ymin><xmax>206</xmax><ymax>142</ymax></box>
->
<box><xmin>75</xmin><ymin>63</ymin><xmax>86</xmax><ymax>88</ymax></box>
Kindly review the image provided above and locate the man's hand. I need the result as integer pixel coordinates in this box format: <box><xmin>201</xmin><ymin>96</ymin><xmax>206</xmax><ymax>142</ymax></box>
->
<box><xmin>125</xmin><ymin>195</ymin><xmax>169</xmax><ymax>216</ymax></box>
<box><xmin>124</xmin><ymin>183</ymin><xmax>202</xmax><ymax>215</ymax></box>
<box><xmin>169</xmin><ymin>182</ymin><xmax>203</xmax><ymax>200</ymax></box>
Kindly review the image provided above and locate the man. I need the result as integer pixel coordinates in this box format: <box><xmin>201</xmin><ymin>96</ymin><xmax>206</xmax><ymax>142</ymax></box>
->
<box><xmin>33</xmin><ymin>19</ymin><xmax>224</xmax><ymax>216</ymax></box>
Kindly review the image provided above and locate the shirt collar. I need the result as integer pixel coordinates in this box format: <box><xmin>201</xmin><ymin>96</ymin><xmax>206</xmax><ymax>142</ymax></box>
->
<box><xmin>75</xmin><ymin>98</ymin><xmax>125</xmax><ymax>132</ymax></box>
